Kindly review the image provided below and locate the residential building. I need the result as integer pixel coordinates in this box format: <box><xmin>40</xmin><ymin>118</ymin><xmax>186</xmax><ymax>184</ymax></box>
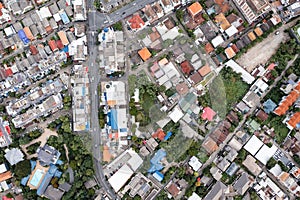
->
<box><xmin>4</xmin><ymin>148</ymin><xmax>24</xmax><ymax>165</ymax></box>
<box><xmin>203</xmin><ymin>181</ymin><xmax>227</xmax><ymax>200</ymax></box>
<box><xmin>37</xmin><ymin>144</ymin><xmax>61</xmax><ymax>166</ymax></box>
<box><xmin>72</xmin><ymin>0</ymin><xmax>87</xmax><ymax>21</ymax></box>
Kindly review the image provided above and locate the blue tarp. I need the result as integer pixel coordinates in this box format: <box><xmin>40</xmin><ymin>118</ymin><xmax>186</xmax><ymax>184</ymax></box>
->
<box><xmin>164</xmin><ymin>132</ymin><xmax>172</xmax><ymax>141</ymax></box>
<box><xmin>120</xmin><ymin>128</ymin><xmax>127</xmax><ymax>132</ymax></box>
<box><xmin>62</xmin><ymin>45</ymin><xmax>69</xmax><ymax>53</ymax></box>
<box><xmin>148</xmin><ymin>149</ymin><xmax>166</xmax><ymax>173</ymax></box>
<box><xmin>37</xmin><ymin>165</ymin><xmax>59</xmax><ymax>195</ymax></box>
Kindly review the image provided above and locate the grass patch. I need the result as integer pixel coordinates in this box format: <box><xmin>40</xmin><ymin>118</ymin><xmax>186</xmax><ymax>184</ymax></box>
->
<box><xmin>262</xmin><ymin>114</ymin><xmax>289</xmax><ymax>144</ymax></box>
<box><xmin>27</xmin><ymin>142</ymin><xmax>41</xmax><ymax>155</ymax></box>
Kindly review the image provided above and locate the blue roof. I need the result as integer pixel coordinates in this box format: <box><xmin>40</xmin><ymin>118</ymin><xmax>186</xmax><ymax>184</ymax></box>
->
<box><xmin>59</xmin><ymin>11</ymin><xmax>70</xmax><ymax>24</ymax></box>
<box><xmin>164</xmin><ymin>132</ymin><xmax>172</xmax><ymax>141</ymax></box>
<box><xmin>56</xmin><ymin>160</ymin><xmax>63</xmax><ymax>165</ymax></box>
<box><xmin>104</xmin><ymin>28</ymin><xmax>109</xmax><ymax>32</ymax></box>
<box><xmin>54</xmin><ymin>170</ymin><xmax>63</xmax><ymax>178</ymax></box>
<box><xmin>110</xmin><ymin>109</ymin><xmax>118</xmax><ymax>130</ymax></box>
<box><xmin>263</xmin><ymin>99</ymin><xmax>277</xmax><ymax>114</ymax></box>
<box><xmin>226</xmin><ymin>162</ymin><xmax>239</xmax><ymax>176</ymax></box>
<box><xmin>37</xmin><ymin>165</ymin><xmax>58</xmax><ymax>196</ymax></box>
<box><xmin>148</xmin><ymin>149</ymin><xmax>166</xmax><ymax>173</ymax></box>
<box><xmin>153</xmin><ymin>171</ymin><xmax>164</xmax><ymax>182</ymax></box>
<box><xmin>62</xmin><ymin>45</ymin><xmax>69</xmax><ymax>53</ymax></box>
<box><xmin>18</xmin><ymin>30</ymin><xmax>29</xmax><ymax>45</ymax></box>
<box><xmin>30</xmin><ymin>160</ymin><xmax>37</xmax><ymax>171</ymax></box>
<box><xmin>21</xmin><ymin>175</ymin><xmax>30</xmax><ymax>186</ymax></box>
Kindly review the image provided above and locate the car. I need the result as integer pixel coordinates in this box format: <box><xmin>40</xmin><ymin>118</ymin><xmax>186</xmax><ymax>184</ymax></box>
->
<box><xmin>133</xmin><ymin>3</ymin><xmax>136</xmax><ymax>5</ymax></box>
<box><xmin>275</xmin><ymin>31</ymin><xmax>280</xmax><ymax>35</ymax></box>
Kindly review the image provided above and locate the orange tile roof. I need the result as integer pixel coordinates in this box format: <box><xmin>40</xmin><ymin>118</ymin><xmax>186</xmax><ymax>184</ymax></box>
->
<box><xmin>23</xmin><ymin>27</ymin><xmax>34</xmax><ymax>40</ymax></box>
<box><xmin>279</xmin><ymin>172</ymin><xmax>289</xmax><ymax>182</ymax></box>
<box><xmin>295</xmin><ymin>82</ymin><xmax>300</xmax><ymax>92</ymax></box>
<box><xmin>198</xmin><ymin>64</ymin><xmax>211</xmax><ymax>77</ymax></box>
<box><xmin>138</xmin><ymin>47</ymin><xmax>151</xmax><ymax>61</ymax></box>
<box><xmin>57</xmin><ymin>31</ymin><xmax>69</xmax><ymax>46</ymax></box>
<box><xmin>287</xmin><ymin>112</ymin><xmax>300</xmax><ymax>128</ymax></box>
<box><xmin>215</xmin><ymin>13</ymin><xmax>231</xmax><ymax>30</ymax></box>
<box><xmin>205</xmin><ymin>42</ymin><xmax>214</xmax><ymax>54</ymax></box>
<box><xmin>293</xmin><ymin>168</ymin><xmax>300</xmax><ymax>177</ymax></box>
<box><xmin>248</xmin><ymin>32</ymin><xmax>256</xmax><ymax>41</ymax></box>
<box><xmin>128</xmin><ymin>14</ymin><xmax>145</xmax><ymax>29</ymax></box>
<box><xmin>254</xmin><ymin>27</ymin><xmax>263</xmax><ymax>37</ymax></box>
<box><xmin>152</xmin><ymin>129</ymin><xmax>166</xmax><ymax>141</ymax></box>
<box><xmin>202</xmin><ymin>137</ymin><xmax>218</xmax><ymax>154</ymax></box>
<box><xmin>0</xmin><ymin>3</ymin><xmax>3</xmax><ymax>9</ymax></box>
<box><xmin>0</xmin><ymin>171</ymin><xmax>12</xmax><ymax>182</ymax></box>
<box><xmin>103</xmin><ymin>145</ymin><xmax>112</xmax><ymax>162</ymax></box>
<box><xmin>225</xmin><ymin>47</ymin><xmax>236</xmax><ymax>59</ymax></box>
<box><xmin>188</xmin><ymin>2</ymin><xmax>203</xmax><ymax>16</ymax></box>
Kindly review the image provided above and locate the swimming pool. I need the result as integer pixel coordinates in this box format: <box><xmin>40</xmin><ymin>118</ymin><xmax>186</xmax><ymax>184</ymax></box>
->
<box><xmin>30</xmin><ymin>169</ymin><xmax>44</xmax><ymax>187</ymax></box>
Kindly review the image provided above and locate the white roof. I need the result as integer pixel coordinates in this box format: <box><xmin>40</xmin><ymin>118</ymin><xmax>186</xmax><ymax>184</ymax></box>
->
<box><xmin>188</xmin><ymin>156</ymin><xmax>202</xmax><ymax>171</ymax></box>
<box><xmin>228</xmin><ymin>137</ymin><xmax>243</xmax><ymax>151</ymax></box>
<box><xmin>169</xmin><ymin>107</ymin><xmax>184</xmax><ymax>123</ymax></box>
<box><xmin>188</xmin><ymin>192</ymin><xmax>202</xmax><ymax>200</ymax></box>
<box><xmin>0</xmin><ymin>164</ymin><xmax>7</xmax><ymax>173</ymax></box>
<box><xmin>211</xmin><ymin>35</ymin><xmax>224</xmax><ymax>47</ymax></box>
<box><xmin>38</xmin><ymin>7</ymin><xmax>52</xmax><ymax>19</ymax></box>
<box><xmin>127</xmin><ymin>153</ymin><xmax>143</xmax><ymax>171</ymax></box>
<box><xmin>53</xmin><ymin>13</ymin><xmax>61</xmax><ymax>22</ymax></box>
<box><xmin>255</xmin><ymin>145</ymin><xmax>278</xmax><ymax>165</ymax></box>
<box><xmin>158</xmin><ymin>75</ymin><xmax>169</xmax><ymax>85</ymax></box>
<box><xmin>4</xmin><ymin>148</ymin><xmax>24</xmax><ymax>165</ymax></box>
<box><xmin>225</xmin><ymin>25</ymin><xmax>238</xmax><ymax>37</ymax></box>
<box><xmin>253</xmin><ymin>79</ymin><xmax>268</xmax><ymax>93</ymax></box>
<box><xmin>108</xmin><ymin>164</ymin><xmax>133</xmax><ymax>192</ymax></box>
<box><xmin>244</xmin><ymin>135</ymin><xmax>263</xmax><ymax>155</ymax></box>
<box><xmin>224</xmin><ymin>60</ymin><xmax>255</xmax><ymax>84</ymax></box>
<box><xmin>116</xmin><ymin>108</ymin><xmax>127</xmax><ymax>130</ymax></box>
<box><xmin>4</xmin><ymin>27</ymin><xmax>15</xmax><ymax>37</ymax></box>
<box><xmin>270</xmin><ymin>164</ymin><xmax>282</xmax><ymax>177</ymax></box>
<box><xmin>0</xmin><ymin>181</ymin><xmax>9</xmax><ymax>191</ymax></box>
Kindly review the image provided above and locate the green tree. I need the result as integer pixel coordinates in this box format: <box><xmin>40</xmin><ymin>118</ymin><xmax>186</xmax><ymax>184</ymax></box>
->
<box><xmin>266</xmin><ymin>157</ymin><xmax>277</xmax><ymax>169</ymax></box>
<box><xmin>14</xmin><ymin>160</ymin><xmax>31</xmax><ymax>179</ymax></box>
<box><xmin>112</xmin><ymin>22</ymin><xmax>123</xmax><ymax>31</ymax></box>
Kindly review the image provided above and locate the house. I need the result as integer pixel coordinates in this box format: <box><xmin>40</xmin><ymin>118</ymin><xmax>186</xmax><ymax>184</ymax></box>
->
<box><xmin>175</xmin><ymin>82</ymin><xmax>189</xmax><ymax>96</ymax></box>
<box><xmin>57</xmin><ymin>31</ymin><xmax>69</xmax><ymax>46</ymax></box>
<box><xmin>211</xmin><ymin>35</ymin><xmax>224</xmax><ymax>48</ymax></box>
<box><xmin>166</xmin><ymin>182</ymin><xmax>180</xmax><ymax>198</ymax></box>
<box><xmin>128</xmin><ymin>14</ymin><xmax>145</xmax><ymax>30</ymax></box>
<box><xmin>225</xmin><ymin>47</ymin><xmax>236</xmax><ymax>59</ymax></box>
<box><xmin>37</xmin><ymin>144</ymin><xmax>61</xmax><ymax>166</ymax></box>
<box><xmin>287</xmin><ymin>112</ymin><xmax>300</xmax><ymax>129</ymax></box>
<box><xmin>44</xmin><ymin>185</ymin><xmax>64</xmax><ymax>200</ymax></box>
<box><xmin>180</xmin><ymin>60</ymin><xmax>194</xmax><ymax>75</ymax></box>
<box><xmin>198</xmin><ymin>64</ymin><xmax>211</xmax><ymax>77</ymax></box>
<box><xmin>256</xmin><ymin>109</ymin><xmax>268</xmax><ymax>121</ymax></box>
<box><xmin>152</xmin><ymin>129</ymin><xmax>166</xmax><ymax>141</ymax></box>
<box><xmin>203</xmin><ymin>181</ymin><xmax>227</xmax><ymax>200</ymax></box>
<box><xmin>188</xmin><ymin>156</ymin><xmax>202</xmax><ymax>171</ymax></box>
<box><xmin>189</xmin><ymin>72</ymin><xmax>202</xmax><ymax>85</ymax></box>
<box><xmin>4</xmin><ymin>148</ymin><xmax>24</xmax><ymax>165</ymax></box>
<box><xmin>201</xmin><ymin>107</ymin><xmax>216</xmax><ymax>121</ymax></box>
<box><xmin>233</xmin><ymin>173</ymin><xmax>252</xmax><ymax>195</ymax></box>
<box><xmin>138</xmin><ymin>47</ymin><xmax>151</xmax><ymax>61</ymax></box>
<box><xmin>202</xmin><ymin>137</ymin><xmax>218</xmax><ymax>154</ymax></box>
<box><xmin>187</xmin><ymin>2</ymin><xmax>202</xmax><ymax>18</ymax></box>
<box><xmin>215</xmin><ymin>13</ymin><xmax>231</xmax><ymax>31</ymax></box>
<box><xmin>48</xmin><ymin>40</ymin><xmax>58</xmax><ymax>52</ymax></box>
<box><xmin>204</xmin><ymin>42</ymin><xmax>214</xmax><ymax>54</ymax></box>
<box><xmin>254</xmin><ymin>27</ymin><xmax>263</xmax><ymax>37</ymax></box>
<box><xmin>263</xmin><ymin>99</ymin><xmax>277</xmax><ymax>114</ymax></box>
<box><xmin>247</xmin><ymin>31</ymin><xmax>256</xmax><ymax>41</ymax></box>
<box><xmin>0</xmin><ymin>171</ymin><xmax>12</xmax><ymax>182</ymax></box>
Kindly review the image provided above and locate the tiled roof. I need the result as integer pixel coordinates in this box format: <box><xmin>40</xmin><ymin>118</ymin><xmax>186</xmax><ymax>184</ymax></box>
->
<box><xmin>29</xmin><ymin>45</ymin><xmax>38</xmax><ymax>55</ymax></box>
<box><xmin>254</xmin><ymin>27</ymin><xmax>263</xmax><ymax>37</ymax></box>
<box><xmin>128</xmin><ymin>14</ymin><xmax>145</xmax><ymax>29</ymax></box>
<box><xmin>205</xmin><ymin>42</ymin><xmax>214</xmax><ymax>54</ymax></box>
<box><xmin>188</xmin><ymin>2</ymin><xmax>203</xmax><ymax>16</ymax></box>
<box><xmin>198</xmin><ymin>64</ymin><xmax>211</xmax><ymax>77</ymax></box>
<box><xmin>180</xmin><ymin>60</ymin><xmax>194</xmax><ymax>75</ymax></box>
<box><xmin>138</xmin><ymin>47</ymin><xmax>151</xmax><ymax>61</ymax></box>
<box><xmin>215</xmin><ymin>13</ymin><xmax>231</xmax><ymax>30</ymax></box>
<box><xmin>202</xmin><ymin>107</ymin><xmax>216</xmax><ymax>121</ymax></box>
<box><xmin>287</xmin><ymin>112</ymin><xmax>300</xmax><ymax>128</ymax></box>
<box><xmin>190</xmin><ymin>72</ymin><xmax>203</xmax><ymax>84</ymax></box>
<box><xmin>152</xmin><ymin>129</ymin><xmax>166</xmax><ymax>141</ymax></box>
<box><xmin>247</xmin><ymin>31</ymin><xmax>256</xmax><ymax>41</ymax></box>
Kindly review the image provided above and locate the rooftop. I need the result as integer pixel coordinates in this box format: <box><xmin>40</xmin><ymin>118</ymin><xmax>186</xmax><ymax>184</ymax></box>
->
<box><xmin>188</xmin><ymin>2</ymin><xmax>203</xmax><ymax>16</ymax></box>
<box><xmin>138</xmin><ymin>47</ymin><xmax>151</xmax><ymax>61</ymax></box>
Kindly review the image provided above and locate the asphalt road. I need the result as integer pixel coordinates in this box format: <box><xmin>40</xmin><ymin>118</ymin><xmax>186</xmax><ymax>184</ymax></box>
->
<box><xmin>93</xmin><ymin>0</ymin><xmax>158</xmax><ymax>29</ymax></box>
<box><xmin>87</xmin><ymin>1</ymin><xmax>118</xmax><ymax>200</ymax></box>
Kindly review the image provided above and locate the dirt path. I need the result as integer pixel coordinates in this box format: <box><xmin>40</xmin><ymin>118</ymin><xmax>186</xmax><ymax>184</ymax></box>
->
<box><xmin>63</xmin><ymin>144</ymin><xmax>70</xmax><ymax>162</ymax></box>
<box><xmin>21</xmin><ymin>128</ymin><xmax>58</xmax><ymax>158</ymax></box>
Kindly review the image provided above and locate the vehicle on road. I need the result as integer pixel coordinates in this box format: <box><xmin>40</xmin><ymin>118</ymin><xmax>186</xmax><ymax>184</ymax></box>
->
<box><xmin>275</xmin><ymin>31</ymin><xmax>280</xmax><ymax>35</ymax></box>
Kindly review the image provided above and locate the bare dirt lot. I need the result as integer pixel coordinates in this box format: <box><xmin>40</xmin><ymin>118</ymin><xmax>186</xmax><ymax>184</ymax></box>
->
<box><xmin>236</xmin><ymin>18</ymin><xmax>300</xmax><ymax>73</ymax></box>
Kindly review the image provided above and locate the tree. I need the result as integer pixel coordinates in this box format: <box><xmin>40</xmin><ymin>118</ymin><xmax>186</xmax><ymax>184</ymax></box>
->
<box><xmin>14</xmin><ymin>160</ymin><xmax>31</xmax><ymax>179</ymax></box>
<box><xmin>266</xmin><ymin>157</ymin><xmax>277</xmax><ymax>169</ymax></box>
<box><xmin>112</xmin><ymin>22</ymin><xmax>123</xmax><ymax>31</ymax></box>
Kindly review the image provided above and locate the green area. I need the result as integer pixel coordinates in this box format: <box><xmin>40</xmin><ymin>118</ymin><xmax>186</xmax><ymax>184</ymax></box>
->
<box><xmin>26</xmin><ymin>142</ymin><xmax>41</xmax><ymax>155</ymax></box>
<box><xmin>262</xmin><ymin>114</ymin><xmax>289</xmax><ymax>143</ymax></box>
<box><xmin>46</xmin><ymin>115</ymin><xmax>96</xmax><ymax>199</ymax></box>
<box><xmin>13</xmin><ymin>160</ymin><xmax>31</xmax><ymax>179</ymax></box>
<box><xmin>199</xmin><ymin>67</ymin><xmax>249</xmax><ymax>118</ymax></box>
<box><xmin>112</xmin><ymin>21</ymin><xmax>123</xmax><ymax>31</ymax></box>
<box><xmin>63</xmin><ymin>94</ymin><xmax>72</xmax><ymax>110</ymax></box>
<box><xmin>19</xmin><ymin>129</ymin><xmax>43</xmax><ymax>145</ymax></box>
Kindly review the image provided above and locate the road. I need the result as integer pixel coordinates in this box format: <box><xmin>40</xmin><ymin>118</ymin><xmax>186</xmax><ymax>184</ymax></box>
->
<box><xmin>87</xmin><ymin>1</ymin><xmax>118</xmax><ymax>200</ymax></box>
<box><xmin>93</xmin><ymin>0</ymin><xmax>158</xmax><ymax>29</ymax></box>
<box><xmin>200</xmin><ymin>55</ymin><xmax>299</xmax><ymax>194</ymax></box>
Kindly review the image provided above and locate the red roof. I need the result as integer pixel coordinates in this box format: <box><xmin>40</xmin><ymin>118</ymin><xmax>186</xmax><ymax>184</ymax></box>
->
<box><xmin>2</xmin><ymin>197</ymin><xmax>13</xmax><ymax>200</ymax></box>
<box><xmin>152</xmin><ymin>129</ymin><xmax>166</xmax><ymax>141</ymax></box>
<box><xmin>267</xmin><ymin>63</ymin><xmax>275</xmax><ymax>70</ymax></box>
<box><xmin>128</xmin><ymin>14</ymin><xmax>145</xmax><ymax>29</ymax></box>
<box><xmin>287</xmin><ymin>112</ymin><xmax>300</xmax><ymax>128</ymax></box>
<box><xmin>56</xmin><ymin>40</ymin><xmax>64</xmax><ymax>50</ymax></box>
<box><xmin>201</xmin><ymin>107</ymin><xmax>216</xmax><ymax>121</ymax></box>
<box><xmin>5</xmin><ymin>125</ymin><xmax>10</xmax><ymax>134</ymax></box>
<box><xmin>180</xmin><ymin>60</ymin><xmax>194</xmax><ymax>75</ymax></box>
<box><xmin>5</xmin><ymin>68</ymin><xmax>13</xmax><ymax>77</ymax></box>
<box><xmin>29</xmin><ymin>45</ymin><xmax>38</xmax><ymax>55</ymax></box>
<box><xmin>48</xmin><ymin>40</ymin><xmax>58</xmax><ymax>52</ymax></box>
